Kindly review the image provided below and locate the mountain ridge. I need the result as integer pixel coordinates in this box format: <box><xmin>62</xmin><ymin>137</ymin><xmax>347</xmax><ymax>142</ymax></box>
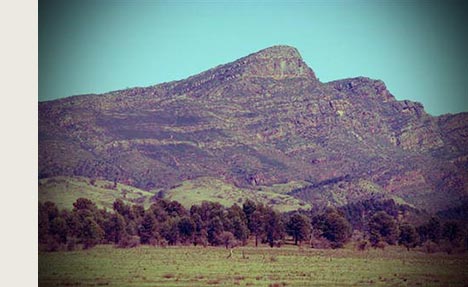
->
<box><xmin>39</xmin><ymin>45</ymin><xmax>468</xmax><ymax>214</ymax></box>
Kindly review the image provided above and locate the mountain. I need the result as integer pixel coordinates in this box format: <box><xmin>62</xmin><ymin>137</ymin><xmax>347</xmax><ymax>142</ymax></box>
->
<box><xmin>39</xmin><ymin>45</ymin><xmax>468</xmax><ymax>214</ymax></box>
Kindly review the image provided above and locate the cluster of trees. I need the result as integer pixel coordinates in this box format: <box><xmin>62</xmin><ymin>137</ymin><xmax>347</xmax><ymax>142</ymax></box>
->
<box><xmin>358</xmin><ymin>211</ymin><xmax>467</xmax><ymax>253</ymax></box>
<box><xmin>39</xmin><ymin>198</ymin><xmax>282</xmax><ymax>251</ymax></box>
<box><xmin>39</xmin><ymin>197</ymin><xmax>468</xmax><ymax>253</ymax></box>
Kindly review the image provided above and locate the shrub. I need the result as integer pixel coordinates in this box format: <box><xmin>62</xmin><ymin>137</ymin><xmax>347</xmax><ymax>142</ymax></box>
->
<box><xmin>67</xmin><ymin>238</ymin><xmax>78</xmax><ymax>251</ymax></box>
<box><xmin>310</xmin><ymin>236</ymin><xmax>332</xmax><ymax>249</ymax></box>
<box><xmin>356</xmin><ymin>239</ymin><xmax>369</xmax><ymax>251</ymax></box>
<box><xmin>117</xmin><ymin>235</ymin><xmax>140</xmax><ymax>248</ymax></box>
<box><xmin>193</xmin><ymin>231</ymin><xmax>208</xmax><ymax>247</ymax></box>
<box><xmin>45</xmin><ymin>236</ymin><xmax>61</xmax><ymax>252</ymax></box>
<box><xmin>422</xmin><ymin>241</ymin><xmax>439</xmax><ymax>254</ymax></box>
<box><xmin>162</xmin><ymin>273</ymin><xmax>175</xmax><ymax>279</ymax></box>
<box><xmin>374</xmin><ymin>241</ymin><xmax>386</xmax><ymax>250</ymax></box>
<box><xmin>219</xmin><ymin>231</ymin><xmax>237</xmax><ymax>249</ymax></box>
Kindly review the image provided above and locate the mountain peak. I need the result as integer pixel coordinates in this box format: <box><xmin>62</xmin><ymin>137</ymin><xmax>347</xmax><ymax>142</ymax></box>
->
<box><xmin>238</xmin><ymin>45</ymin><xmax>316</xmax><ymax>80</ymax></box>
<box><xmin>251</xmin><ymin>45</ymin><xmax>303</xmax><ymax>59</ymax></box>
<box><xmin>171</xmin><ymin>45</ymin><xmax>317</xmax><ymax>94</ymax></box>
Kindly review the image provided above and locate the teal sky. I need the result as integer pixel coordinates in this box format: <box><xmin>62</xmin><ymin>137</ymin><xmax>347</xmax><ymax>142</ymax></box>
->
<box><xmin>39</xmin><ymin>0</ymin><xmax>467</xmax><ymax>116</ymax></box>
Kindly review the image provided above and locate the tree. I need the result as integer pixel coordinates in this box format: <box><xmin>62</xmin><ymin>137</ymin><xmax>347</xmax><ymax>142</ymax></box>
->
<box><xmin>139</xmin><ymin>212</ymin><xmax>156</xmax><ymax>244</ymax></box>
<box><xmin>264</xmin><ymin>209</ymin><xmax>284</xmax><ymax>247</ymax></box>
<box><xmin>398</xmin><ymin>223</ymin><xmax>419</xmax><ymax>250</ymax></box>
<box><xmin>160</xmin><ymin>218</ymin><xmax>180</xmax><ymax>245</ymax></box>
<box><xmin>286</xmin><ymin>213</ymin><xmax>311</xmax><ymax>245</ymax></box>
<box><xmin>132</xmin><ymin>204</ymin><xmax>145</xmax><ymax>222</ymax></box>
<box><xmin>64</xmin><ymin>209</ymin><xmax>82</xmax><ymax>239</ymax></box>
<box><xmin>312</xmin><ymin>208</ymin><xmax>352</xmax><ymax>248</ymax></box>
<box><xmin>151</xmin><ymin>198</ymin><xmax>187</xmax><ymax>219</ymax></box>
<box><xmin>427</xmin><ymin>217</ymin><xmax>442</xmax><ymax>243</ymax></box>
<box><xmin>178</xmin><ymin>216</ymin><xmax>195</xmax><ymax>244</ymax></box>
<box><xmin>73</xmin><ymin>198</ymin><xmax>97</xmax><ymax>212</ymax></box>
<box><xmin>194</xmin><ymin>229</ymin><xmax>208</xmax><ymax>247</ymax></box>
<box><xmin>39</xmin><ymin>201</ymin><xmax>61</xmax><ymax>243</ymax></box>
<box><xmin>103</xmin><ymin>213</ymin><xmax>127</xmax><ymax>244</ymax></box>
<box><xmin>416</xmin><ymin>224</ymin><xmax>429</xmax><ymax>244</ymax></box>
<box><xmin>368</xmin><ymin>211</ymin><xmax>398</xmax><ymax>246</ymax></box>
<box><xmin>39</xmin><ymin>202</ymin><xmax>50</xmax><ymax>244</ymax></box>
<box><xmin>226</xmin><ymin>204</ymin><xmax>249</xmax><ymax>245</ymax></box>
<box><xmin>219</xmin><ymin>231</ymin><xmax>237</xmax><ymax>249</ymax></box>
<box><xmin>207</xmin><ymin>216</ymin><xmax>224</xmax><ymax>246</ymax></box>
<box><xmin>150</xmin><ymin>202</ymin><xmax>168</xmax><ymax>223</ymax></box>
<box><xmin>49</xmin><ymin>216</ymin><xmax>68</xmax><ymax>244</ymax></box>
<box><xmin>80</xmin><ymin>217</ymin><xmax>104</xmax><ymax>249</ymax></box>
<box><xmin>251</xmin><ymin>210</ymin><xmax>264</xmax><ymax>247</ymax></box>
<box><xmin>166</xmin><ymin>200</ymin><xmax>187</xmax><ymax>218</ymax></box>
<box><xmin>242</xmin><ymin>199</ymin><xmax>257</xmax><ymax>227</ymax></box>
<box><xmin>113</xmin><ymin>199</ymin><xmax>135</xmax><ymax>222</ymax></box>
<box><xmin>189</xmin><ymin>210</ymin><xmax>208</xmax><ymax>246</ymax></box>
<box><xmin>231</xmin><ymin>216</ymin><xmax>250</xmax><ymax>245</ymax></box>
<box><xmin>42</xmin><ymin>201</ymin><xmax>59</xmax><ymax>221</ymax></box>
<box><xmin>442</xmin><ymin>221</ymin><xmax>462</xmax><ymax>243</ymax></box>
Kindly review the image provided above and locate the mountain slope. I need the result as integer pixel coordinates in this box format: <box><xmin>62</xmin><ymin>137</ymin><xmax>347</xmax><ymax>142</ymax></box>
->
<box><xmin>39</xmin><ymin>45</ymin><xmax>468</xmax><ymax>213</ymax></box>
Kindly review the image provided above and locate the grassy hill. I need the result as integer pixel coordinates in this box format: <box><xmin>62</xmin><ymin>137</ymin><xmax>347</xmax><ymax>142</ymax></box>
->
<box><xmin>39</xmin><ymin>176</ymin><xmax>154</xmax><ymax>210</ymax></box>
<box><xmin>164</xmin><ymin>177</ymin><xmax>310</xmax><ymax>212</ymax></box>
<box><xmin>39</xmin><ymin>176</ymin><xmax>310</xmax><ymax>212</ymax></box>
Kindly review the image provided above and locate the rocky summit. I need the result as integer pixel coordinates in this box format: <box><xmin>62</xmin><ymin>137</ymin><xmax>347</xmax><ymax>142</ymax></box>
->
<box><xmin>39</xmin><ymin>45</ymin><xmax>468</xmax><ymax>214</ymax></box>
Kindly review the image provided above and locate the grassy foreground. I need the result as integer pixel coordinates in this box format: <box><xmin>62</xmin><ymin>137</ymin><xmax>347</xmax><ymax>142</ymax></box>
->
<box><xmin>39</xmin><ymin>245</ymin><xmax>467</xmax><ymax>287</ymax></box>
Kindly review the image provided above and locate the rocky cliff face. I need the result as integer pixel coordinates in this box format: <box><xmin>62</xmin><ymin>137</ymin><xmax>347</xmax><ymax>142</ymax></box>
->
<box><xmin>39</xmin><ymin>45</ymin><xmax>468</xmax><ymax>213</ymax></box>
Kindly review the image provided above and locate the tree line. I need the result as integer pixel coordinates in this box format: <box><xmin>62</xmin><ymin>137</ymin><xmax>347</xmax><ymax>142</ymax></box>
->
<box><xmin>39</xmin><ymin>197</ymin><xmax>468</xmax><ymax>253</ymax></box>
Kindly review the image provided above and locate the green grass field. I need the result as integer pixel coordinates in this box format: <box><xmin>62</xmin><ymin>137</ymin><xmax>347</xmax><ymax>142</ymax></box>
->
<box><xmin>39</xmin><ymin>245</ymin><xmax>468</xmax><ymax>287</ymax></box>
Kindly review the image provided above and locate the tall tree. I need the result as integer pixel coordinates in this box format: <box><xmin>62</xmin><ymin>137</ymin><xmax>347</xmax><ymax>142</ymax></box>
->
<box><xmin>38</xmin><ymin>202</ymin><xmax>51</xmax><ymax>244</ymax></box>
<box><xmin>104</xmin><ymin>213</ymin><xmax>127</xmax><ymax>244</ymax></box>
<box><xmin>80</xmin><ymin>217</ymin><xmax>104</xmax><ymax>249</ymax></box>
<box><xmin>250</xmin><ymin>209</ymin><xmax>265</xmax><ymax>247</ymax></box>
<box><xmin>442</xmin><ymin>221</ymin><xmax>462</xmax><ymax>243</ymax></box>
<box><xmin>113</xmin><ymin>199</ymin><xmax>135</xmax><ymax>222</ymax></box>
<box><xmin>73</xmin><ymin>198</ymin><xmax>97</xmax><ymax>212</ymax></box>
<box><xmin>426</xmin><ymin>217</ymin><xmax>442</xmax><ymax>243</ymax></box>
<box><xmin>139</xmin><ymin>212</ymin><xmax>156</xmax><ymax>244</ymax></box>
<box><xmin>178</xmin><ymin>216</ymin><xmax>195</xmax><ymax>244</ymax></box>
<box><xmin>207</xmin><ymin>216</ymin><xmax>224</xmax><ymax>246</ymax></box>
<box><xmin>312</xmin><ymin>208</ymin><xmax>352</xmax><ymax>248</ymax></box>
<box><xmin>49</xmin><ymin>216</ymin><xmax>68</xmax><ymax>244</ymax></box>
<box><xmin>166</xmin><ymin>200</ymin><xmax>188</xmax><ymax>218</ymax></box>
<box><xmin>226</xmin><ymin>204</ymin><xmax>249</xmax><ymax>245</ymax></box>
<box><xmin>286</xmin><ymin>213</ymin><xmax>311</xmax><ymax>245</ymax></box>
<box><xmin>368</xmin><ymin>211</ymin><xmax>398</xmax><ymax>246</ymax></box>
<box><xmin>242</xmin><ymin>199</ymin><xmax>257</xmax><ymax>228</ymax></box>
<box><xmin>398</xmin><ymin>223</ymin><xmax>419</xmax><ymax>250</ymax></box>
<box><xmin>264</xmin><ymin>209</ymin><xmax>284</xmax><ymax>247</ymax></box>
<box><xmin>161</xmin><ymin>217</ymin><xmax>180</xmax><ymax>245</ymax></box>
